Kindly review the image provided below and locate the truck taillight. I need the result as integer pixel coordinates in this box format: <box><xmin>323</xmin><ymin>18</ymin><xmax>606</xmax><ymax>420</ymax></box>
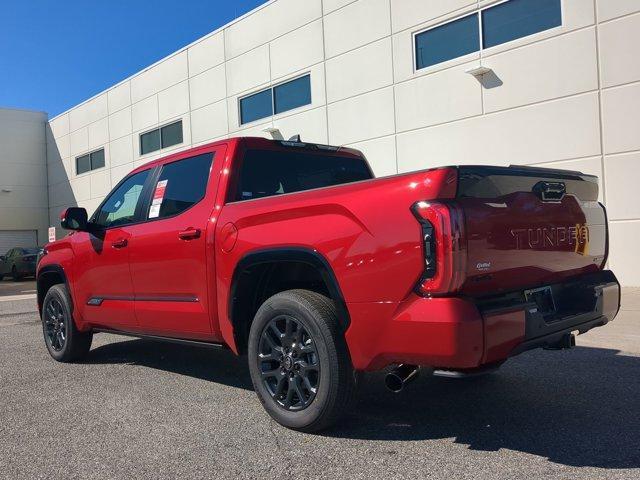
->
<box><xmin>411</xmin><ymin>201</ymin><xmax>467</xmax><ymax>296</ymax></box>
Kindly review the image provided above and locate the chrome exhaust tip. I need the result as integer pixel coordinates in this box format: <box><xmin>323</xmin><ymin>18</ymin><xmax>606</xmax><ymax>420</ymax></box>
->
<box><xmin>385</xmin><ymin>364</ymin><xmax>420</xmax><ymax>393</ymax></box>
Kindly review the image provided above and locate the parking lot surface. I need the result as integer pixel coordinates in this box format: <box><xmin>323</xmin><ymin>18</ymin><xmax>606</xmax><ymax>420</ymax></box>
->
<box><xmin>0</xmin><ymin>284</ymin><xmax>638</xmax><ymax>479</ymax></box>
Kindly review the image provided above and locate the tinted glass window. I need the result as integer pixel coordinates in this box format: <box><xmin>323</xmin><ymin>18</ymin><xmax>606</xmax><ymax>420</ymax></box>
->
<box><xmin>234</xmin><ymin>149</ymin><xmax>372</xmax><ymax>201</ymax></box>
<box><xmin>274</xmin><ymin>75</ymin><xmax>311</xmax><ymax>115</ymax></box>
<box><xmin>94</xmin><ymin>170</ymin><xmax>150</xmax><ymax>228</ymax></box>
<box><xmin>240</xmin><ymin>89</ymin><xmax>273</xmax><ymax>125</ymax></box>
<box><xmin>91</xmin><ymin>149</ymin><xmax>105</xmax><ymax>170</ymax></box>
<box><xmin>140</xmin><ymin>129</ymin><xmax>161</xmax><ymax>155</ymax></box>
<box><xmin>148</xmin><ymin>153</ymin><xmax>213</xmax><ymax>219</ymax></box>
<box><xmin>482</xmin><ymin>0</ymin><xmax>561</xmax><ymax>49</ymax></box>
<box><xmin>161</xmin><ymin>121</ymin><xmax>183</xmax><ymax>148</ymax></box>
<box><xmin>415</xmin><ymin>14</ymin><xmax>479</xmax><ymax>70</ymax></box>
<box><xmin>76</xmin><ymin>154</ymin><xmax>91</xmax><ymax>174</ymax></box>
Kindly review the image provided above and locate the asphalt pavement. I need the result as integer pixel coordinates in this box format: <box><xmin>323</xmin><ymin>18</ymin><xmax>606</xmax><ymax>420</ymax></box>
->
<box><xmin>0</xmin><ymin>281</ymin><xmax>638</xmax><ymax>479</ymax></box>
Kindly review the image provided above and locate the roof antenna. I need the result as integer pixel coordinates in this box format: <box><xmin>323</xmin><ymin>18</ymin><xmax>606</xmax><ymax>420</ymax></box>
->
<box><xmin>262</xmin><ymin>127</ymin><xmax>284</xmax><ymax>140</ymax></box>
<box><xmin>288</xmin><ymin>134</ymin><xmax>301</xmax><ymax>142</ymax></box>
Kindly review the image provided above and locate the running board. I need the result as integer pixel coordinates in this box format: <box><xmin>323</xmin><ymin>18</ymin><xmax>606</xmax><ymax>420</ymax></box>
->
<box><xmin>93</xmin><ymin>328</ymin><xmax>226</xmax><ymax>350</ymax></box>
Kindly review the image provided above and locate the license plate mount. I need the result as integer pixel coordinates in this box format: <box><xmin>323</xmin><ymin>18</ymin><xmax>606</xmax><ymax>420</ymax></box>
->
<box><xmin>525</xmin><ymin>286</ymin><xmax>556</xmax><ymax>316</ymax></box>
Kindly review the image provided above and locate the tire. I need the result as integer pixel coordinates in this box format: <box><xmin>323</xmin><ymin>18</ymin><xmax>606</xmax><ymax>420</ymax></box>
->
<box><xmin>42</xmin><ymin>284</ymin><xmax>93</xmax><ymax>362</ymax></box>
<box><xmin>248</xmin><ymin>289</ymin><xmax>356</xmax><ymax>432</ymax></box>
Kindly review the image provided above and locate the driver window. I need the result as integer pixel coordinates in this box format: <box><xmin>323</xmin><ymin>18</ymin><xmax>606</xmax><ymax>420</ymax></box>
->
<box><xmin>94</xmin><ymin>170</ymin><xmax>150</xmax><ymax>228</ymax></box>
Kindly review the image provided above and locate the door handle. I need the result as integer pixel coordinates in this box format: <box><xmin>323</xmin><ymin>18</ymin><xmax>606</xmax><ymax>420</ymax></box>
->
<box><xmin>178</xmin><ymin>228</ymin><xmax>201</xmax><ymax>240</ymax></box>
<box><xmin>112</xmin><ymin>238</ymin><xmax>128</xmax><ymax>249</ymax></box>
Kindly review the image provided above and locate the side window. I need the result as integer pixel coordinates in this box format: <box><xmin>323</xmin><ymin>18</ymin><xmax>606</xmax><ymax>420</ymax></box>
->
<box><xmin>94</xmin><ymin>170</ymin><xmax>151</xmax><ymax>228</ymax></box>
<box><xmin>147</xmin><ymin>153</ymin><xmax>213</xmax><ymax>220</ymax></box>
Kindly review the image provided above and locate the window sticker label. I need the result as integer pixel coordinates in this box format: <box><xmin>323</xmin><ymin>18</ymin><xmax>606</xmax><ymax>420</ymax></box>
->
<box><xmin>149</xmin><ymin>203</ymin><xmax>161</xmax><ymax>219</ymax></box>
<box><xmin>149</xmin><ymin>179</ymin><xmax>168</xmax><ymax>218</ymax></box>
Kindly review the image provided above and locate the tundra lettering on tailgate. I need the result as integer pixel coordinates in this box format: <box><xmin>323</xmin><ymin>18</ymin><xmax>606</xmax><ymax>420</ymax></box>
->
<box><xmin>510</xmin><ymin>224</ymin><xmax>589</xmax><ymax>251</ymax></box>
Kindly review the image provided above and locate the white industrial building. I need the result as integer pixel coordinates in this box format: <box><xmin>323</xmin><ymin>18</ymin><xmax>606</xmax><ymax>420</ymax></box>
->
<box><xmin>1</xmin><ymin>0</ymin><xmax>640</xmax><ymax>285</ymax></box>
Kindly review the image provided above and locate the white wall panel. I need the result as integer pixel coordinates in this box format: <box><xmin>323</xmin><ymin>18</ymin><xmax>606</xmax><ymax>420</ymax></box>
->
<box><xmin>69</xmin><ymin>94</ymin><xmax>108</xmax><ymax>132</ymax></box>
<box><xmin>69</xmin><ymin>127</ymin><xmax>89</xmax><ymax>157</ymax></box>
<box><xmin>131</xmin><ymin>96</ymin><xmax>159</xmax><ymax>132</ymax></box>
<box><xmin>397</xmin><ymin>93</ymin><xmax>601</xmax><ymax>171</ymax></box>
<box><xmin>347</xmin><ymin>135</ymin><xmax>397</xmax><ymax>177</ymax></box>
<box><xmin>107</xmin><ymin>82</ymin><xmax>131</xmax><ymax>113</ymax></box>
<box><xmin>226</xmin><ymin>45</ymin><xmax>271</xmax><ymax>96</ymax></box>
<box><xmin>87</xmin><ymin>117</ymin><xmax>109</xmax><ymax>150</ymax></box>
<box><xmin>324</xmin><ymin>0</ymin><xmax>391</xmax><ymax>58</ymax></box>
<box><xmin>273</xmin><ymin>106</ymin><xmax>328</xmax><ymax>144</ymax></box>
<box><xmin>608</xmin><ymin>221</ymin><xmax>640</xmax><ymax>285</ymax></box>
<box><xmin>483</xmin><ymin>28</ymin><xmax>598</xmax><ymax>113</ymax></box>
<box><xmin>270</xmin><ymin>20</ymin><xmax>324</xmax><ymax>80</ymax></box>
<box><xmin>395</xmin><ymin>63</ymin><xmax>481</xmax><ymax>132</ymax></box>
<box><xmin>597</xmin><ymin>0</ymin><xmax>640</xmax><ymax>22</ymax></box>
<box><xmin>224</xmin><ymin>0</ymin><xmax>322</xmax><ymax>59</ymax></box>
<box><xmin>189</xmin><ymin>65</ymin><xmax>227</xmax><ymax>110</ymax></box>
<box><xmin>390</xmin><ymin>0</ymin><xmax>475</xmax><ymax>33</ymax></box>
<box><xmin>326</xmin><ymin>38</ymin><xmax>393</xmax><ymax>103</ymax></box>
<box><xmin>49</xmin><ymin>114</ymin><xmax>69</xmax><ymax>138</ymax></box>
<box><xmin>89</xmin><ymin>170</ymin><xmax>111</xmax><ymax>199</ymax></box>
<box><xmin>323</xmin><ymin>0</ymin><xmax>356</xmax><ymax>15</ymax></box>
<box><xmin>602</xmin><ymin>82</ymin><xmax>640</xmax><ymax>154</ymax></box>
<box><xmin>188</xmin><ymin>32</ymin><xmax>225</xmax><ymax>76</ymax></box>
<box><xmin>599</xmin><ymin>13</ymin><xmax>640</xmax><ymax>88</ymax></box>
<box><xmin>109</xmin><ymin>136</ymin><xmax>134</xmax><ymax>168</ymax></box>
<box><xmin>108</xmin><ymin>107</ymin><xmax>132</xmax><ymax>141</ymax></box>
<box><xmin>604</xmin><ymin>152</ymin><xmax>640</xmax><ymax>220</ymax></box>
<box><xmin>158</xmin><ymin>81</ymin><xmax>190</xmax><ymax>122</ymax></box>
<box><xmin>191</xmin><ymin>101</ymin><xmax>228</xmax><ymax>144</ymax></box>
<box><xmin>327</xmin><ymin>87</ymin><xmax>395</xmax><ymax>145</ymax></box>
<box><xmin>130</xmin><ymin>52</ymin><xmax>188</xmax><ymax>103</ymax></box>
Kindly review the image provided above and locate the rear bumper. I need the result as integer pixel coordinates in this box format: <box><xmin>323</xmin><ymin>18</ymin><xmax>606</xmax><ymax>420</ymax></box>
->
<box><xmin>345</xmin><ymin>270</ymin><xmax>620</xmax><ymax>371</ymax></box>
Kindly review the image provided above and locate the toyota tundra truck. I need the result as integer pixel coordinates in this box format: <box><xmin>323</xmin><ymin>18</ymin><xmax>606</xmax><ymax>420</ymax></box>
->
<box><xmin>37</xmin><ymin>136</ymin><xmax>620</xmax><ymax>432</ymax></box>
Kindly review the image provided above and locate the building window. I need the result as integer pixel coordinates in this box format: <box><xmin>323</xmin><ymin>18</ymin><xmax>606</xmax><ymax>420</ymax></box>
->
<box><xmin>239</xmin><ymin>74</ymin><xmax>311</xmax><ymax>125</ymax></box>
<box><xmin>482</xmin><ymin>0</ymin><xmax>562</xmax><ymax>49</ymax></box>
<box><xmin>415</xmin><ymin>0</ymin><xmax>561</xmax><ymax>70</ymax></box>
<box><xmin>76</xmin><ymin>148</ymin><xmax>105</xmax><ymax>175</ymax></box>
<box><xmin>415</xmin><ymin>14</ymin><xmax>479</xmax><ymax>70</ymax></box>
<box><xmin>140</xmin><ymin>120</ymin><xmax>183</xmax><ymax>155</ymax></box>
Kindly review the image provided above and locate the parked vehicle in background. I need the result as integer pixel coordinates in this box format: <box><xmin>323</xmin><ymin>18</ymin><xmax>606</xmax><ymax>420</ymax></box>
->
<box><xmin>36</xmin><ymin>136</ymin><xmax>620</xmax><ymax>432</ymax></box>
<box><xmin>0</xmin><ymin>247</ymin><xmax>42</xmax><ymax>281</ymax></box>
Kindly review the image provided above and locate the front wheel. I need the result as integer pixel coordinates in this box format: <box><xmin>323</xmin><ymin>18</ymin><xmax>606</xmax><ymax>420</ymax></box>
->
<box><xmin>42</xmin><ymin>284</ymin><xmax>93</xmax><ymax>362</ymax></box>
<box><xmin>11</xmin><ymin>266</ymin><xmax>21</xmax><ymax>281</ymax></box>
<box><xmin>248</xmin><ymin>289</ymin><xmax>356</xmax><ymax>432</ymax></box>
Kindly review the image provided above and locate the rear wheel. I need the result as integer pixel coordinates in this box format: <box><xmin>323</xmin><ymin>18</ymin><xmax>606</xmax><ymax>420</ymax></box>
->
<box><xmin>248</xmin><ymin>289</ymin><xmax>356</xmax><ymax>432</ymax></box>
<box><xmin>42</xmin><ymin>284</ymin><xmax>92</xmax><ymax>362</ymax></box>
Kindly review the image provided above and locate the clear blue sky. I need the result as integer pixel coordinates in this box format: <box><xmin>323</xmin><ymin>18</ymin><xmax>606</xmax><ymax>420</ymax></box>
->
<box><xmin>0</xmin><ymin>0</ymin><xmax>266</xmax><ymax>117</ymax></box>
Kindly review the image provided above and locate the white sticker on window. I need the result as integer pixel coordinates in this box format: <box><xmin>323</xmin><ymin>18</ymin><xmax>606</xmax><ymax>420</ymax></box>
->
<box><xmin>148</xmin><ymin>203</ymin><xmax>161</xmax><ymax>219</ymax></box>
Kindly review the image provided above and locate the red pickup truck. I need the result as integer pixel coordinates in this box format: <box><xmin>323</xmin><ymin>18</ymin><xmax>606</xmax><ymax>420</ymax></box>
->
<box><xmin>37</xmin><ymin>136</ymin><xmax>620</xmax><ymax>431</ymax></box>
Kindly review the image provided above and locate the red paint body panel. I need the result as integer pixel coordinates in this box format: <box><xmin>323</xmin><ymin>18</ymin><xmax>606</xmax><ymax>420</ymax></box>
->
<box><xmin>37</xmin><ymin>137</ymin><xmax>620</xmax><ymax>372</ymax></box>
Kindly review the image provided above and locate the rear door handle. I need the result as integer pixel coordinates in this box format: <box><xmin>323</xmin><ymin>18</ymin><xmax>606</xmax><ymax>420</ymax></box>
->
<box><xmin>178</xmin><ymin>228</ymin><xmax>201</xmax><ymax>240</ymax></box>
<box><xmin>112</xmin><ymin>238</ymin><xmax>128</xmax><ymax>249</ymax></box>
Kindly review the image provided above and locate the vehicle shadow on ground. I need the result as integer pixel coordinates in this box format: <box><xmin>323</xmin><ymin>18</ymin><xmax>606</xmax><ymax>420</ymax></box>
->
<box><xmin>86</xmin><ymin>337</ymin><xmax>254</xmax><ymax>390</ymax></box>
<box><xmin>87</xmin><ymin>339</ymin><xmax>639</xmax><ymax>469</ymax></box>
<box><xmin>334</xmin><ymin>346</ymin><xmax>640</xmax><ymax>469</ymax></box>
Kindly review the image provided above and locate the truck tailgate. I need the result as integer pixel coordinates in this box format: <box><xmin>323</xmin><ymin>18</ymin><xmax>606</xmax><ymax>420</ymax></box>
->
<box><xmin>456</xmin><ymin>166</ymin><xmax>606</xmax><ymax>296</ymax></box>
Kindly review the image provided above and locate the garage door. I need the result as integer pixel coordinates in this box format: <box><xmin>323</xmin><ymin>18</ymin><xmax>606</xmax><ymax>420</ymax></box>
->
<box><xmin>0</xmin><ymin>230</ymin><xmax>38</xmax><ymax>256</ymax></box>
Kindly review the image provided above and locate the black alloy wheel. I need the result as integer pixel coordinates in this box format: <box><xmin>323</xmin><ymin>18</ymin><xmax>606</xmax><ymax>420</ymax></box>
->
<box><xmin>258</xmin><ymin>315</ymin><xmax>320</xmax><ymax>411</ymax></box>
<box><xmin>44</xmin><ymin>297</ymin><xmax>67</xmax><ymax>351</ymax></box>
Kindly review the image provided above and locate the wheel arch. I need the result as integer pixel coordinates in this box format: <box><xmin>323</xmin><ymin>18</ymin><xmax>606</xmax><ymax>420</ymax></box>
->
<box><xmin>37</xmin><ymin>265</ymin><xmax>71</xmax><ymax>314</ymax></box>
<box><xmin>229</xmin><ymin>247</ymin><xmax>350</xmax><ymax>355</ymax></box>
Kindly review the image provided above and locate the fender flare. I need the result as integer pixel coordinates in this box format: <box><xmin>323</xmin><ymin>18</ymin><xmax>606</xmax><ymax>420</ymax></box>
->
<box><xmin>37</xmin><ymin>264</ymin><xmax>72</xmax><ymax>314</ymax></box>
<box><xmin>229</xmin><ymin>247</ymin><xmax>350</xmax><ymax>331</ymax></box>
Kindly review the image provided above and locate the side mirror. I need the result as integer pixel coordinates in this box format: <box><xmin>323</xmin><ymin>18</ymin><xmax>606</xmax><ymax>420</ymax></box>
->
<box><xmin>60</xmin><ymin>207</ymin><xmax>89</xmax><ymax>231</ymax></box>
